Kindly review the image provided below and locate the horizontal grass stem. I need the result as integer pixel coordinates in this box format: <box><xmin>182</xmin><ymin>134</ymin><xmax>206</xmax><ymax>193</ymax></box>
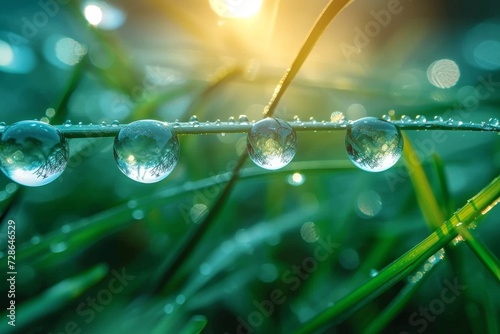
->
<box><xmin>0</xmin><ymin>120</ymin><xmax>497</xmax><ymax>139</ymax></box>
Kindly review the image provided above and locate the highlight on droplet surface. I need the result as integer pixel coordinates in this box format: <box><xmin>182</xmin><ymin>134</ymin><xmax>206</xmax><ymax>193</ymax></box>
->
<box><xmin>247</xmin><ymin>118</ymin><xmax>297</xmax><ymax>170</ymax></box>
<box><xmin>209</xmin><ymin>0</ymin><xmax>263</xmax><ymax>18</ymax></box>
<box><xmin>0</xmin><ymin>121</ymin><xmax>69</xmax><ymax>186</ymax></box>
<box><xmin>426</xmin><ymin>59</ymin><xmax>460</xmax><ymax>89</ymax></box>
<box><xmin>345</xmin><ymin>117</ymin><xmax>403</xmax><ymax>172</ymax></box>
<box><xmin>113</xmin><ymin>120</ymin><xmax>179</xmax><ymax>183</ymax></box>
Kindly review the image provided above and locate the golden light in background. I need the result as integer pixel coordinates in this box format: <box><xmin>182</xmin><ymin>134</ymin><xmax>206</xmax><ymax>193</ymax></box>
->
<box><xmin>209</xmin><ymin>0</ymin><xmax>263</xmax><ymax>18</ymax></box>
<box><xmin>84</xmin><ymin>4</ymin><xmax>103</xmax><ymax>25</ymax></box>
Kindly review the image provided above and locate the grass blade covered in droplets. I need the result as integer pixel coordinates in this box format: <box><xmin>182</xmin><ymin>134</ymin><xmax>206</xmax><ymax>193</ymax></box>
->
<box><xmin>294</xmin><ymin>175</ymin><xmax>500</xmax><ymax>334</ymax></box>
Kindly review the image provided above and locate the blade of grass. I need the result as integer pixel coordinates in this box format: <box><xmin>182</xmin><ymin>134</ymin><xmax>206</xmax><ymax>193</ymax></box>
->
<box><xmin>179</xmin><ymin>316</ymin><xmax>208</xmax><ymax>334</ymax></box>
<box><xmin>0</xmin><ymin>264</ymin><xmax>108</xmax><ymax>333</ymax></box>
<box><xmin>457</xmin><ymin>225</ymin><xmax>500</xmax><ymax>282</ymax></box>
<box><xmin>263</xmin><ymin>0</ymin><xmax>353</xmax><ymax>117</ymax></box>
<box><xmin>294</xmin><ymin>175</ymin><xmax>500</xmax><ymax>334</ymax></box>
<box><xmin>363</xmin><ymin>250</ymin><xmax>445</xmax><ymax>334</ymax></box>
<box><xmin>402</xmin><ymin>134</ymin><xmax>445</xmax><ymax>230</ymax></box>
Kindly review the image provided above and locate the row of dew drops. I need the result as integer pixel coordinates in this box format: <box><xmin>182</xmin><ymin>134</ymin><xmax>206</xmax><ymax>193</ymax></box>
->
<box><xmin>0</xmin><ymin>112</ymin><xmax>498</xmax><ymax>187</ymax></box>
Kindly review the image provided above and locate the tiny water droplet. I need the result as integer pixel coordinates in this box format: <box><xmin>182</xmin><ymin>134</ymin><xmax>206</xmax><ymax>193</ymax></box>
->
<box><xmin>415</xmin><ymin>115</ymin><xmax>427</xmax><ymax>123</ymax></box>
<box><xmin>369</xmin><ymin>269</ymin><xmax>379</xmax><ymax>277</ymax></box>
<box><xmin>50</xmin><ymin>241</ymin><xmax>68</xmax><ymax>253</ymax></box>
<box><xmin>293</xmin><ymin>115</ymin><xmax>301</xmax><ymax>123</ymax></box>
<box><xmin>330</xmin><ymin>111</ymin><xmax>345</xmax><ymax>123</ymax></box>
<box><xmin>215</xmin><ymin>119</ymin><xmax>221</xmax><ymax>126</ymax></box>
<box><xmin>0</xmin><ymin>121</ymin><xmax>69</xmax><ymax>186</ymax></box>
<box><xmin>238</xmin><ymin>115</ymin><xmax>249</xmax><ymax>124</ymax></box>
<box><xmin>309</xmin><ymin>117</ymin><xmax>317</xmax><ymax>124</ymax></box>
<box><xmin>64</xmin><ymin>120</ymin><xmax>72</xmax><ymax>127</ymax></box>
<box><xmin>457</xmin><ymin>120</ymin><xmax>463</xmax><ymax>126</ymax></box>
<box><xmin>173</xmin><ymin>119</ymin><xmax>180</xmax><ymax>128</ymax></box>
<box><xmin>78</xmin><ymin>122</ymin><xmax>83</xmax><ymax>126</ymax></box>
<box><xmin>400</xmin><ymin>115</ymin><xmax>412</xmax><ymax>123</ymax></box>
<box><xmin>345</xmin><ymin>117</ymin><xmax>403</xmax><ymax>172</ymax></box>
<box><xmin>447</xmin><ymin>118</ymin><xmax>454</xmax><ymax>125</ymax></box>
<box><xmin>228</xmin><ymin>116</ymin><xmax>235</xmax><ymax>124</ymax></box>
<box><xmin>189</xmin><ymin>115</ymin><xmax>199</xmax><ymax>123</ymax></box>
<box><xmin>434</xmin><ymin>116</ymin><xmax>444</xmax><ymax>122</ymax></box>
<box><xmin>247</xmin><ymin>118</ymin><xmax>297</xmax><ymax>170</ymax></box>
<box><xmin>113</xmin><ymin>120</ymin><xmax>179</xmax><ymax>183</ymax></box>
<box><xmin>489</xmin><ymin>118</ymin><xmax>499</xmax><ymax>126</ymax></box>
<box><xmin>101</xmin><ymin>121</ymin><xmax>107</xmax><ymax>127</ymax></box>
<box><xmin>381</xmin><ymin>115</ymin><xmax>391</xmax><ymax>121</ymax></box>
<box><xmin>111</xmin><ymin>120</ymin><xmax>120</xmax><ymax>126</ymax></box>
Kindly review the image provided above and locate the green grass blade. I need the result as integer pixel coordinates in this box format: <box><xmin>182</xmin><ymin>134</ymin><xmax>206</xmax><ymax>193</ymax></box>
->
<box><xmin>179</xmin><ymin>315</ymin><xmax>208</xmax><ymax>334</ymax></box>
<box><xmin>457</xmin><ymin>225</ymin><xmax>500</xmax><ymax>282</ymax></box>
<box><xmin>0</xmin><ymin>264</ymin><xmax>108</xmax><ymax>333</ymax></box>
<box><xmin>294</xmin><ymin>175</ymin><xmax>500</xmax><ymax>334</ymax></box>
<box><xmin>402</xmin><ymin>134</ymin><xmax>445</xmax><ymax>230</ymax></box>
<box><xmin>363</xmin><ymin>250</ymin><xmax>445</xmax><ymax>334</ymax></box>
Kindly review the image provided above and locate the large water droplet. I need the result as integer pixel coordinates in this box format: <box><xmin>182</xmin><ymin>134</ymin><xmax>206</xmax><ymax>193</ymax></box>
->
<box><xmin>113</xmin><ymin>120</ymin><xmax>179</xmax><ymax>183</ymax></box>
<box><xmin>64</xmin><ymin>120</ymin><xmax>72</xmax><ymax>127</ymax></box>
<box><xmin>0</xmin><ymin>121</ymin><xmax>69</xmax><ymax>186</ymax></box>
<box><xmin>111</xmin><ymin>120</ymin><xmax>120</xmax><ymax>127</ymax></box>
<box><xmin>247</xmin><ymin>118</ymin><xmax>297</xmax><ymax>170</ymax></box>
<box><xmin>345</xmin><ymin>117</ymin><xmax>403</xmax><ymax>172</ymax></box>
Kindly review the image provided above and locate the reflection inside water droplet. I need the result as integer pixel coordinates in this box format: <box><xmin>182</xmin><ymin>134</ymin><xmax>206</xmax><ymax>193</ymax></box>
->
<box><xmin>345</xmin><ymin>117</ymin><xmax>403</xmax><ymax>172</ymax></box>
<box><xmin>247</xmin><ymin>118</ymin><xmax>297</xmax><ymax>170</ymax></box>
<box><xmin>113</xmin><ymin>120</ymin><xmax>179</xmax><ymax>183</ymax></box>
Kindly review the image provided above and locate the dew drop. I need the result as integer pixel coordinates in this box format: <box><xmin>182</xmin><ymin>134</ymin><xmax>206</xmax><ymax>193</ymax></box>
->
<box><xmin>111</xmin><ymin>120</ymin><xmax>120</xmax><ymax>126</ymax></box>
<box><xmin>489</xmin><ymin>117</ymin><xmax>499</xmax><ymax>126</ymax></box>
<box><xmin>369</xmin><ymin>269</ymin><xmax>379</xmax><ymax>277</ymax></box>
<box><xmin>381</xmin><ymin>114</ymin><xmax>391</xmax><ymax>121</ymax></box>
<box><xmin>215</xmin><ymin>119</ymin><xmax>221</xmax><ymax>126</ymax></box>
<box><xmin>238</xmin><ymin>115</ymin><xmax>249</xmax><ymax>124</ymax></box>
<box><xmin>345</xmin><ymin>117</ymin><xmax>403</xmax><ymax>172</ymax></box>
<box><xmin>228</xmin><ymin>116</ymin><xmax>235</xmax><ymax>124</ymax></box>
<box><xmin>64</xmin><ymin>120</ymin><xmax>72</xmax><ymax>127</ymax></box>
<box><xmin>101</xmin><ymin>121</ymin><xmax>107</xmax><ymax>127</ymax></box>
<box><xmin>309</xmin><ymin>117</ymin><xmax>317</xmax><ymax>124</ymax></box>
<box><xmin>0</xmin><ymin>122</ymin><xmax>6</xmax><ymax>129</ymax></box>
<box><xmin>189</xmin><ymin>115</ymin><xmax>199</xmax><ymax>127</ymax></box>
<box><xmin>434</xmin><ymin>116</ymin><xmax>444</xmax><ymax>122</ymax></box>
<box><xmin>293</xmin><ymin>115</ymin><xmax>301</xmax><ymax>123</ymax></box>
<box><xmin>0</xmin><ymin>121</ymin><xmax>69</xmax><ymax>186</ymax></box>
<box><xmin>78</xmin><ymin>122</ymin><xmax>83</xmax><ymax>126</ymax></box>
<box><xmin>247</xmin><ymin>118</ymin><xmax>297</xmax><ymax>170</ymax></box>
<box><xmin>113</xmin><ymin>120</ymin><xmax>179</xmax><ymax>183</ymax></box>
<box><xmin>330</xmin><ymin>111</ymin><xmax>345</xmax><ymax>123</ymax></box>
<box><xmin>400</xmin><ymin>115</ymin><xmax>412</xmax><ymax>123</ymax></box>
<box><xmin>173</xmin><ymin>119</ymin><xmax>180</xmax><ymax>128</ymax></box>
<box><xmin>415</xmin><ymin>115</ymin><xmax>427</xmax><ymax>123</ymax></box>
